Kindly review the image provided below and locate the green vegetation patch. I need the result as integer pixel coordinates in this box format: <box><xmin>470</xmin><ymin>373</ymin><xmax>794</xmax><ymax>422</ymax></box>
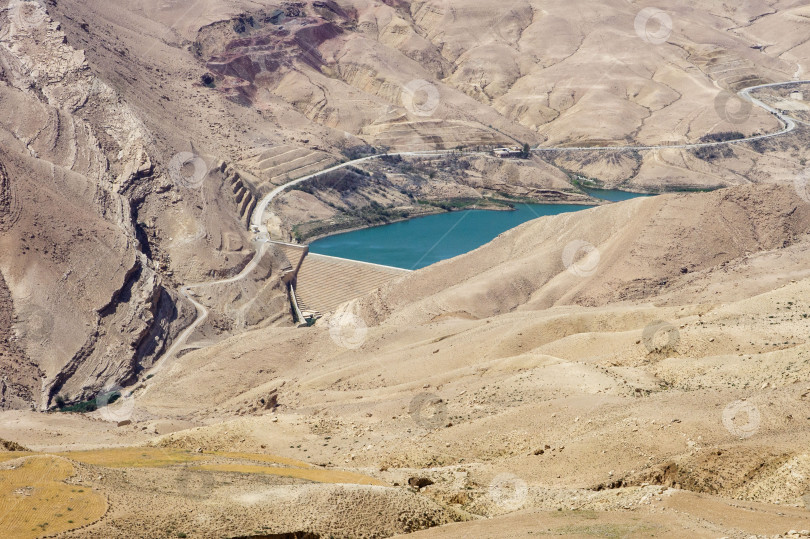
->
<box><xmin>55</xmin><ymin>390</ymin><xmax>120</xmax><ymax>413</ymax></box>
<box><xmin>417</xmin><ymin>197</ymin><xmax>514</xmax><ymax>211</ymax></box>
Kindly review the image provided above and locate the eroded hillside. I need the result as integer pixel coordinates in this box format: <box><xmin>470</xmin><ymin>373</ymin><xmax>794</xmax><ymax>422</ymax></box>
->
<box><xmin>3</xmin><ymin>184</ymin><xmax>809</xmax><ymax>537</ymax></box>
<box><xmin>2</xmin><ymin>1</ymin><xmax>810</xmax><ymax>537</ymax></box>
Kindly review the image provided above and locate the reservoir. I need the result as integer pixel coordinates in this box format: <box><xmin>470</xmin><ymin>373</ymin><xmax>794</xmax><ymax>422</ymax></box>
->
<box><xmin>309</xmin><ymin>191</ymin><xmax>651</xmax><ymax>270</ymax></box>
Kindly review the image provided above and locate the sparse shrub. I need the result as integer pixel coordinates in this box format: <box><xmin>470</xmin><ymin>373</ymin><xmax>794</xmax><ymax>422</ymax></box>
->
<box><xmin>692</xmin><ymin>144</ymin><xmax>734</xmax><ymax>161</ymax></box>
<box><xmin>341</xmin><ymin>145</ymin><xmax>376</xmax><ymax>160</ymax></box>
<box><xmin>233</xmin><ymin>15</ymin><xmax>257</xmax><ymax>34</ymax></box>
<box><xmin>380</xmin><ymin>154</ymin><xmax>403</xmax><ymax>165</ymax></box>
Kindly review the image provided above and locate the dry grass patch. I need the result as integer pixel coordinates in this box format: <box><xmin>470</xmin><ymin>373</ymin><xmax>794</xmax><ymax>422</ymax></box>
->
<box><xmin>191</xmin><ymin>463</ymin><xmax>385</xmax><ymax>486</ymax></box>
<box><xmin>56</xmin><ymin>447</ymin><xmax>207</xmax><ymax>468</ymax></box>
<box><xmin>0</xmin><ymin>456</ymin><xmax>106</xmax><ymax>538</ymax></box>
<box><xmin>0</xmin><ymin>452</ymin><xmax>34</xmax><ymax>463</ymax></box>
<box><xmin>213</xmin><ymin>451</ymin><xmax>313</xmax><ymax>468</ymax></box>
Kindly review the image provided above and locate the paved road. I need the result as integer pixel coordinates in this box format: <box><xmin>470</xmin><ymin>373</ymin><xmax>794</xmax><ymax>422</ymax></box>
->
<box><xmin>250</xmin><ymin>150</ymin><xmax>458</xmax><ymax>232</ymax></box>
<box><xmin>532</xmin><ymin>80</ymin><xmax>810</xmax><ymax>153</ymax></box>
<box><xmin>249</xmin><ymin>82</ymin><xmax>810</xmax><ymax>225</ymax></box>
<box><xmin>147</xmin><ymin>152</ymin><xmax>457</xmax><ymax>379</ymax></box>
<box><xmin>144</xmin><ymin>241</ymin><xmax>270</xmax><ymax>378</ymax></box>
<box><xmin>148</xmin><ymin>79</ymin><xmax>810</xmax><ymax>379</ymax></box>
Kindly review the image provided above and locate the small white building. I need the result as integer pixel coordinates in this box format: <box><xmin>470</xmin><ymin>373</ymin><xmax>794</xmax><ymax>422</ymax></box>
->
<box><xmin>493</xmin><ymin>147</ymin><xmax>523</xmax><ymax>158</ymax></box>
<box><xmin>790</xmin><ymin>91</ymin><xmax>804</xmax><ymax>101</ymax></box>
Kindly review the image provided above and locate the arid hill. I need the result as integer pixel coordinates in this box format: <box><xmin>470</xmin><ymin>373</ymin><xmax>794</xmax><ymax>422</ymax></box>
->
<box><xmin>2</xmin><ymin>0</ymin><xmax>810</xmax><ymax>537</ymax></box>
<box><xmin>3</xmin><ymin>184</ymin><xmax>810</xmax><ymax>536</ymax></box>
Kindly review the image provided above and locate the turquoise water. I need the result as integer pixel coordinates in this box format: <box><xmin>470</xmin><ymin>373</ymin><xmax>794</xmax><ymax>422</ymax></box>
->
<box><xmin>309</xmin><ymin>192</ymin><xmax>651</xmax><ymax>270</ymax></box>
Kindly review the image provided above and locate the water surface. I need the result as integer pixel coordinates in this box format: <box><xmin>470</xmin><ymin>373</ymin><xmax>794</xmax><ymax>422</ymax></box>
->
<box><xmin>310</xmin><ymin>192</ymin><xmax>650</xmax><ymax>270</ymax></box>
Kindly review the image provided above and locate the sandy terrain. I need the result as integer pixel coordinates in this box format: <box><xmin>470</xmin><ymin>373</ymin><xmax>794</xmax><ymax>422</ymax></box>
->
<box><xmin>3</xmin><ymin>0</ymin><xmax>810</xmax><ymax>537</ymax></box>
<box><xmin>5</xmin><ymin>184</ymin><xmax>810</xmax><ymax>536</ymax></box>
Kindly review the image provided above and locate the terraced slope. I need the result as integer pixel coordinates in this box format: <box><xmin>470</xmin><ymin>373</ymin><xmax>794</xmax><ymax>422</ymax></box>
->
<box><xmin>240</xmin><ymin>145</ymin><xmax>339</xmax><ymax>189</ymax></box>
<box><xmin>295</xmin><ymin>253</ymin><xmax>410</xmax><ymax>314</ymax></box>
<box><xmin>362</xmin><ymin>119</ymin><xmax>512</xmax><ymax>150</ymax></box>
<box><xmin>222</xmin><ymin>166</ymin><xmax>259</xmax><ymax>228</ymax></box>
<box><xmin>275</xmin><ymin>243</ymin><xmax>308</xmax><ymax>276</ymax></box>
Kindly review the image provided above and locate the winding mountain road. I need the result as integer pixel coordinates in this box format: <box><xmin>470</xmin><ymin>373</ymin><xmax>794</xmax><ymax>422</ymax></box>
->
<box><xmin>532</xmin><ymin>80</ymin><xmax>810</xmax><ymax>153</ymax></box>
<box><xmin>147</xmin><ymin>80</ymin><xmax>809</xmax><ymax>379</ymax></box>
<box><xmin>147</xmin><ymin>242</ymin><xmax>271</xmax><ymax>376</ymax></box>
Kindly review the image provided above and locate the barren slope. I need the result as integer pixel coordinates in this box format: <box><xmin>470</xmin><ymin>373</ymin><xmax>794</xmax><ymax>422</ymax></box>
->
<box><xmin>1</xmin><ymin>183</ymin><xmax>800</xmax><ymax>537</ymax></box>
<box><xmin>4</xmin><ymin>1</ymin><xmax>810</xmax><ymax>537</ymax></box>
